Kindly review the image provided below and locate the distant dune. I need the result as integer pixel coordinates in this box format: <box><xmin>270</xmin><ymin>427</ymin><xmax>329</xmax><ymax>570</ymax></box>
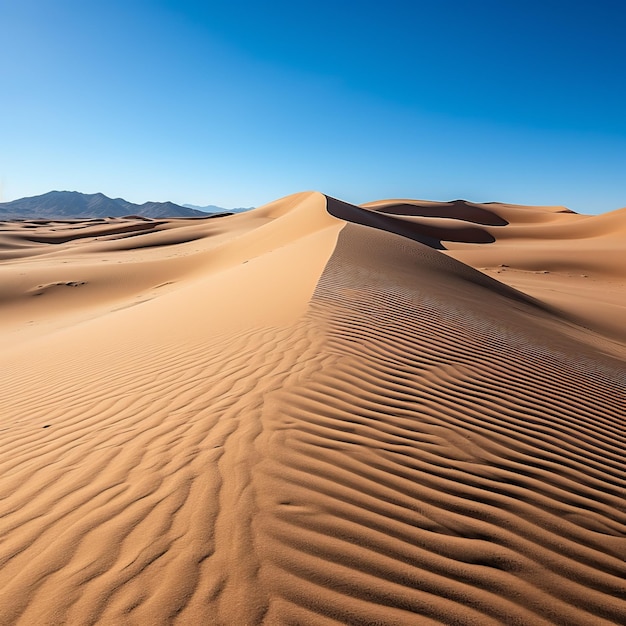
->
<box><xmin>0</xmin><ymin>192</ymin><xmax>624</xmax><ymax>624</ymax></box>
<box><xmin>183</xmin><ymin>203</ymin><xmax>253</xmax><ymax>214</ymax></box>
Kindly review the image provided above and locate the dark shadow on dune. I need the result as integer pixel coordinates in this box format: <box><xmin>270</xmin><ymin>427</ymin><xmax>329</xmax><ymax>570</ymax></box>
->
<box><xmin>326</xmin><ymin>196</ymin><xmax>446</xmax><ymax>249</ymax></box>
<box><xmin>326</xmin><ymin>197</ymin><xmax>497</xmax><ymax>248</ymax></box>
<box><xmin>372</xmin><ymin>200</ymin><xmax>508</xmax><ymax>226</ymax></box>
<box><xmin>21</xmin><ymin>221</ymin><xmax>164</xmax><ymax>244</ymax></box>
<box><xmin>405</xmin><ymin>221</ymin><xmax>496</xmax><ymax>244</ymax></box>
<box><xmin>325</xmin><ymin>195</ymin><xmax>559</xmax><ymax>313</ymax></box>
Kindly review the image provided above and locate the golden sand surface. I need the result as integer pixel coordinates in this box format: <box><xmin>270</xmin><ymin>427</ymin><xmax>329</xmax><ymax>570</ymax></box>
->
<box><xmin>1</xmin><ymin>192</ymin><xmax>624</xmax><ymax>624</ymax></box>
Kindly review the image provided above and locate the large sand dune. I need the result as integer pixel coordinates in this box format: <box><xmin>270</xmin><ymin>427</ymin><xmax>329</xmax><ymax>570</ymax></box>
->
<box><xmin>1</xmin><ymin>192</ymin><xmax>624</xmax><ymax>624</ymax></box>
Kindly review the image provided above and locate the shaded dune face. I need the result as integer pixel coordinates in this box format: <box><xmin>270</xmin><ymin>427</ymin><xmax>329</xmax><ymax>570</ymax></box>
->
<box><xmin>326</xmin><ymin>197</ymin><xmax>546</xmax><ymax>311</ymax></box>
<box><xmin>0</xmin><ymin>215</ymin><xmax>228</xmax><ymax>261</ymax></box>
<box><xmin>365</xmin><ymin>199</ymin><xmax>509</xmax><ymax>226</ymax></box>
<box><xmin>256</xmin><ymin>222</ymin><xmax>625</xmax><ymax>624</ymax></box>
<box><xmin>0</xmin><ymin>193</ymin><xmax>624</xmax><ymax>625</ymax></box>
<box><xmin>328</xmin><ymin>198</ymin><xmax>498</xmax><ymax>249</ymax></box>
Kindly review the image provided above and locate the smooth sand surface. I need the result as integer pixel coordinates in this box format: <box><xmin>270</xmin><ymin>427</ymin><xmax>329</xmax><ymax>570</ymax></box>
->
<box><xmin>0</xmin><ymin>192</ymin><xmax>624</xmax><ymax>624</ymax></box>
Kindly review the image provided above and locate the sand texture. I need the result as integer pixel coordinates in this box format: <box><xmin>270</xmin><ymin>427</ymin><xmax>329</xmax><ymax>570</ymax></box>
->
<box><xmin>1</xmin><ymin>192</ymin><xmax>625</xmax><ymax>625</ymax></box>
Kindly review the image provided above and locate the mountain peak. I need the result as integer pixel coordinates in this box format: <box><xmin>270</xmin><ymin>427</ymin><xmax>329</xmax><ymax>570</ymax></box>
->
<box><xmin>0</xmin><ymin>191</ymin><xmax>212</xmax><ymax>220</ymax></box>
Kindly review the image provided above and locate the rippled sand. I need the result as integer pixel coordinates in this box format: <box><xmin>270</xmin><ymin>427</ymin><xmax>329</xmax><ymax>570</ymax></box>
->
<box><xmin>1</xmin><ymin>193</ymin><xmax>624</xmax><ymax>624</ymax></box>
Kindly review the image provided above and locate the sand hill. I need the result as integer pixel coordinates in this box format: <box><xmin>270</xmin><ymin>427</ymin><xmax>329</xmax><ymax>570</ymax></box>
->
<box><xmin>0</xmin><ymin>192</ymin><xmax>624</xmax><ymax>624</ymax></box>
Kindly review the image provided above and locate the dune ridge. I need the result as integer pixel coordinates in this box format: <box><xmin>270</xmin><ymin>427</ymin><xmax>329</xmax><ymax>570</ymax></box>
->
<box><xmin>254</xmin><ymin>221</ymin><xmax>624</xmax><ymax>624</ymax></box>
<box><xmin>0</xmin><ymin>192</ymin><xmax>624</xmax><ymax>624</ymax></box>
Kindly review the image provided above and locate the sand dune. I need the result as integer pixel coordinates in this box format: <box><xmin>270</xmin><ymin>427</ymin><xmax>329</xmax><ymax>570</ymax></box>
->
<box><xmin>0</xmin><ymin>192</ymin><xmax>624</xmax><ymax>624</ymax></box>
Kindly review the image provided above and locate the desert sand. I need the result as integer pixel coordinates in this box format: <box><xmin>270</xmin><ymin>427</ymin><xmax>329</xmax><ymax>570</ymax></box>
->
<box><xmin>0</xmin><ymin>192</ymin><xmax>624</xmax><ymax>625</ymax></box>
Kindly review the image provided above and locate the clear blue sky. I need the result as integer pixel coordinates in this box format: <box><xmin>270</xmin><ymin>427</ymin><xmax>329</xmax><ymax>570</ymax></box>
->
<box><xmin>2</xmin><ymin>0</ymin><xmax>625</xmax><ymax>213</ymax></box>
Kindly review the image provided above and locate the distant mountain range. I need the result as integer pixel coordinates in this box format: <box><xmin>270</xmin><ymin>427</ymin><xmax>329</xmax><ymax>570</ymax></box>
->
<box><xmin>0</xmin><ymin>191</ymin><xmax>251</xmax><ymax>220</ymax></box>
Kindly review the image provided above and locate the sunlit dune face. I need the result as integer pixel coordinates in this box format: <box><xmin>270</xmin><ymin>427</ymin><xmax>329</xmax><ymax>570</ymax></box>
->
<box><xmin>0</xmin><ymin>193</ymin><xmax>624</xmax><ymax>624</ymax></box>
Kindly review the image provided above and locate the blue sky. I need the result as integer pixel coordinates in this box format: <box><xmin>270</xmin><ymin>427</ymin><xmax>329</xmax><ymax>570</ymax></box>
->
<box><xmin>2</xmin><ymin>0</ymin><xmax>625</xmax><ymax>213</ymax></box>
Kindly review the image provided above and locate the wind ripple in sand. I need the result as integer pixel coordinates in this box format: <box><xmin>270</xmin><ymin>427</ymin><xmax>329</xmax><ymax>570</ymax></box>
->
<box><xmin>0</xmin><ymin>322</ymin><xmax>329</xmax><ymax>625</ymax></box>
<box><xmin>255</xmin><ymin>224</ymin><xmax>626</xmax><ymax>625</ymax></box>
<box><xmin>0</xmin><ymin>196</ymin><xmax>625</xmax><ymax>625</ymax></box>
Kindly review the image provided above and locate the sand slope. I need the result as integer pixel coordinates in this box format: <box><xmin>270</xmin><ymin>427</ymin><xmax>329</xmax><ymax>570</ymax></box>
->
<box><xmin>0</xmin><ymin>193</ymin><xmax>624</xmax><ymax>624</ymax></box>
<box><xmin>363</xmin><ymin>198</ymin><xmax>626</xmax><ymax>343</ymax></box>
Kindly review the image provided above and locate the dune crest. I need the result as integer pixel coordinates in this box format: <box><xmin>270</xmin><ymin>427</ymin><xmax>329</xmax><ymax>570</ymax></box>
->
<box><xmin>0</xmin><ymin>192</ymin><xmax>624</xmax><ymax>624</ymax></box>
